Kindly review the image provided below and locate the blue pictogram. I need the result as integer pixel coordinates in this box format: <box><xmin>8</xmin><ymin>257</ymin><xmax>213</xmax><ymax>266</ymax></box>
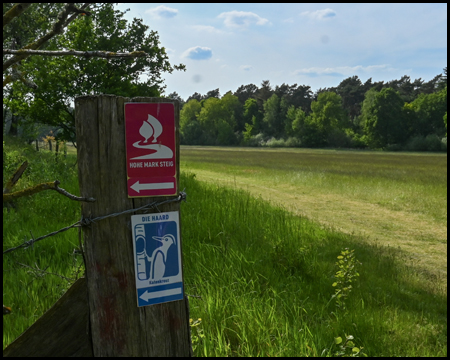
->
<box><xmin>131</xmin><ymin>211</ymin><xmax>183</xmax><ymax>307</ymax></box>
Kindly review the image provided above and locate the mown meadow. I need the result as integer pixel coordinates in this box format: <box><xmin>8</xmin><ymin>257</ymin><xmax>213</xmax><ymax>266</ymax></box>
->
<box><xmin>180</xmin><ymin>146</ymin><xmax>448</xmax><ymax>287</ymax></box>
<box><xmin>3</xmin><ymin>137</ymin><xmax>447</xmax><ymax>356</ymax></box>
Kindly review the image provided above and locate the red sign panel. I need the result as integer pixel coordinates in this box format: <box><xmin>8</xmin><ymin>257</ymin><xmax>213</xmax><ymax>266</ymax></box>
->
<box><xmin>125</xmin><ymin>103</ymin><xmax>177</xmax><ymax>197</ymax></box>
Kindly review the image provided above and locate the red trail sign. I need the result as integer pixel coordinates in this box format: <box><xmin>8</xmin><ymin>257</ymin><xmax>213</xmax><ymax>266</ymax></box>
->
<box><xmin>125</xmin><ymin>103</ymin><xmax>177</xmax><ymax>197</ymax></box>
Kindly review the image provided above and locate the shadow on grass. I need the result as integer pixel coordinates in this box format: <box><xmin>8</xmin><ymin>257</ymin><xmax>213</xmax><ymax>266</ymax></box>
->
<box><xmin>180</xmin><ymin>171</ymin><xmax>447</xmax><ymax>356</ymax></box>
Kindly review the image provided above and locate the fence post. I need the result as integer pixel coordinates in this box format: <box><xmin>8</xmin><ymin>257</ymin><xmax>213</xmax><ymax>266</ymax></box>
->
<box><xmin>74</xmin><ymin>95</ymin><xmax>191</xmax><ymax>356</ymax></box>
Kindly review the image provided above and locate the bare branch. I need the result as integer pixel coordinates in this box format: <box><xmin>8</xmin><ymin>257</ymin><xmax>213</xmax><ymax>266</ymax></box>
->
<box><xmin>3</xmin><ymin>161</ymin><xmax>28</xmax><ymax>194</ymax></box>
<box><xmin>3</xmin><ymin>180</ymin><xmax>96</xmax><ymax>203</ymax></box>
<box><xmin>3</xmin><ymin>3</ymin><xmax>32</xmax><ymax>28</ymax></box>
<box><xmin>4</xmin><ymin>49</ymin><xmax>147</xmax><ymax>59</ymax></box>
<box><xmin>3</xmin><ymin>3</ymin><xmax>92</xmax><ymax>73</ymax></box>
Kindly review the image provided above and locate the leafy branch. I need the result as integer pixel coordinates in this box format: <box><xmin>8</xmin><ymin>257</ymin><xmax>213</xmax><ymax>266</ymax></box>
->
<box><xmin>3</xmin><ymin>3</ymin><xmax>93</xmax><ymax>73</ymax></box>
<box><xmin>2</xmin><ymin>3</ymin><xmax>165</xmax><ymax>88</ymax></box>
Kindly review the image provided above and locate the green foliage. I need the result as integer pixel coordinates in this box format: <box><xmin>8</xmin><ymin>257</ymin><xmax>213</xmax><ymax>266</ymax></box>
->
<box><xmin>3</xmin><ymin>138</ymin><xmax>82</xmax><ymax>347</ymax></box>
<box><xmin>326</xmin><ymin>128</ymin><xmax>352</xmax><ymax>148</ymax></box>
<box><xmin>408</xmin><ymin>86</ymin><xmax>447</xmax><ymax>137</ymax></box>
<box><xmin>221</xmin><ymin>91</ymin><xmax>244</xmax><ymax>132</ymax></box>
<box><xmin>334</xmin><ymin>334</ymin><xmax>367</xmax><ymax>357</ymax></box>
<box><xmin>286</xmin><ymin>105</ymin><xmax>307</xmax><ymax>138</ymax></box>
<box><xmin>265</xmin><ymin>136</ymin><xmax>301</xmax><ymax>148</ymax></box>
<box><xmin>243</xmin><ymin>98</ymin><xmax>260</xmax><ymax>127</ymax></box>
<box><xmin>181</xmin><ymin>93</ymin><xmax>241</xmax><ymax>145</ymax></box>
<box><xmin>310</xmin><ymin>92</ymin><xmax>347</xmax><ymax>134</ymax></box>
<box><xmin>177</xmin><ymin>70</ymin><xmax>447</xmax><ymax>151</ymax></box>
<box><xmin>404</xmin><ymin>134</ymin><xmax>447</xmax><ymax>152</ymax></box>
<box><xmin>189</xmin><ymin>318</ymin><xmax>205</xmax><ymax>354</ymax></box>
<box><xmin>4</xmin><ymin>3</ymin><xmax>184</xmax><ymax>142</ymax></box>
<box><xmin>363</xmin><ymin>88</ymin><xmax>408</xmax><ymax>148</ymax></box>
<box><xmin>180</xmin><ymin>99</ymin><xmax>202</xmax><ymax>144</ymax></box>
<box><xmin>335</xmin><ymin>76</ymin><xmax>367</xmax><ymax>123</ymax></box>
<box><xmin>262</xmin><ymin>94</ymin><xmax>282</xmax><ymax>137</ymax></box>
<box><xmin>243</xmin><ymin>122</ymin><xmax>254</xmax><ymax>141</ymax></box>
<box><xmin>298</xmin><ymin>116</ymin><xmax>327</xmax><ymax>147</ymax></box>
<box><xmin>197</xmin><ymin>97</ymin><xmax>237</xmax><ymax>145</ymax></box>
<box><xmin>332</xmin><ymin>248</ymin><xmax>361</xmax><ymax>312</ymax></box>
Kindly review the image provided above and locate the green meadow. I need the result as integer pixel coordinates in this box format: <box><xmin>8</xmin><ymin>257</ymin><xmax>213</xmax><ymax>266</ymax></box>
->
<box><xmin>181</xmin><ymin>146</ymin><xmax>447</xmax><ymax>286</ymax></box>
<box><xmin>3</xmin><ymin>138</ymin><xmax>447</xmax><ymax>356</ymax></box>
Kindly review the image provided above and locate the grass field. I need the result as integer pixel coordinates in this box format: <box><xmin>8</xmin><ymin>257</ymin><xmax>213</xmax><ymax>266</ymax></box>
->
<box><xmin>3</xmin><ymin>138</ymin><xmax>447</xmax><ymax>356</ymax></box>
<box><xmin>180</xmin><ymin>145</ymin><xmax>448</xmax><ymax>288</ymax></box>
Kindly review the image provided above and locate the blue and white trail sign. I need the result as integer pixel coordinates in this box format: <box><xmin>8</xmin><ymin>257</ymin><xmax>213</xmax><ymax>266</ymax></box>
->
<box><xmin>131</xmin><ymin>211</ymin><xmax>183</xmax><ymax>307</ymax></box>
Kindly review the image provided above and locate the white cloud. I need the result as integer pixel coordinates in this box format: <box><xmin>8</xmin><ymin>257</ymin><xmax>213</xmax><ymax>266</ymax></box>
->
<box><xmin>301</xmin><ymin>8</ymin><xmax>336</xmax><ymax>20</ymax></box>
<box><xmin>145</xmin><ymin>5</ymin><xmax>178</xmax><ymax>19</ymax></box>
<box><xmin>182</xmin><ymin>46</ymin><xmax>213</xmax><ymax>60</ymax></box>
<box><xmin>218</xmin><ymin>11</ymin><xmax>269</xmax><ymax>28</ymax></box>
<box><xmin>282</xmin><ymin>17</ymin><xmax>294</xmax><ymax>23</ymax></box>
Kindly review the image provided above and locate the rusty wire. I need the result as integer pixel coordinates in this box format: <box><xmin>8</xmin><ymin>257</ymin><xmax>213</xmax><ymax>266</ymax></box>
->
<box><xmin>3</xmin><ymin>191</ymin><xmax>186</xmax><ymax>255</ymax></box>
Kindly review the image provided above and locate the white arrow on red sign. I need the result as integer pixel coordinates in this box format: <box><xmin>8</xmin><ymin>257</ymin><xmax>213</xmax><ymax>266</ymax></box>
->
<box><xmin>130</xmin><ymin>180</ymin><xmax>174</xmax><ymax>193</ymax></box>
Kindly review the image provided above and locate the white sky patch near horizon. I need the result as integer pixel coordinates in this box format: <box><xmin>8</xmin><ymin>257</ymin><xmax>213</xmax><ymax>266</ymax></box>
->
<box><xmin>116</xmin><ymin>3</ymin><xmax>447</xmax><ymax>100</ymax></box>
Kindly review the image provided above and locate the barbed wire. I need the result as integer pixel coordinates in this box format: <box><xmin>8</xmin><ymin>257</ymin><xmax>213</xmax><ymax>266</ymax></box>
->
<box><xmin>3</xmin><ymin>191</ymin><xmax>187</xmax><ymax>255</ymax></box>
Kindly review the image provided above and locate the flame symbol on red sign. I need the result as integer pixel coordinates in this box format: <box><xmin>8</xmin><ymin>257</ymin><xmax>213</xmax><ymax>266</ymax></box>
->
<box><xmin>139</xmin><ymin>115</ymin><xmax>163</xmax><ymax>144</ymax></box>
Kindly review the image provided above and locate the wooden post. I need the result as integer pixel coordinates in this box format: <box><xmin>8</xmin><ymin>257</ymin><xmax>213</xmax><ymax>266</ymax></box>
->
<box><xmin>75</xmin><ymin>95</ymin><xmax>191</xmax><ymax>357</ymax></box>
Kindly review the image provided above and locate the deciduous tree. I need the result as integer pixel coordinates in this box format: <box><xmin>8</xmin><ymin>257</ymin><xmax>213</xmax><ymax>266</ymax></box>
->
<box><xmin>363</xmin><ymin>88</ymin><xmax>408</xmax><ymax>148</ymax></box>
<box><xmin>3</xmin><ymin>3</ymin><xmax>185</xmax><ymax>142</ymax></box>
<box><xmin>310</xmin><ymin>91</ymin><xmax>347</xmax><ymax>135</ymax></box>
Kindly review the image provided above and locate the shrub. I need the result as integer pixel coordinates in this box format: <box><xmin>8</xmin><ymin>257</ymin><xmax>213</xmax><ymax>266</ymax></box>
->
<box><xmin>405</xmin><ymin>135</ymin><xmax>428</xmax><ymax>152</ymax></box>
<box><xmin>424</xmin><ymin>134</ymin><xmax>444</xmax><ymax>152</ymax></box>
<box><xmin>385</xmin><ymin>143</ymin><xmax>402</xmax><ymax>151</ymax></box>
<box><xmin>263</xmin><ymin>137</ymin><xmax>302</xmax><ymax>148</ymax></box>
<box><xmin>245</xmin><ymin>133</ymin><xmax>266</xmax><ymax>147</ymax></box>
<box><xmin>285</xmin><ymin>136</ymin><xmax>301</xmax><ymax>147</ymax></box>
<box><xmin>327</xmin><ymin>129</ymin><xmax>352</xmax><ymax>148</ymax></box>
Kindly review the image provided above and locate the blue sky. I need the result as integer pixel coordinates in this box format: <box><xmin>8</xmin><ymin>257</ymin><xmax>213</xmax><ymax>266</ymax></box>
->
<box><xmin>116</xmin><ymin>3</ymin><xmax>447</xmax><ymax>101</ymax></box>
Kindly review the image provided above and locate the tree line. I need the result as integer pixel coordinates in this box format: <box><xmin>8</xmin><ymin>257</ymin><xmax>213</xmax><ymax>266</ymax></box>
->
<box><xmin>174</xmin><ymin>70</ymin><xmax>447</xmax><ymax>151</ymax></box>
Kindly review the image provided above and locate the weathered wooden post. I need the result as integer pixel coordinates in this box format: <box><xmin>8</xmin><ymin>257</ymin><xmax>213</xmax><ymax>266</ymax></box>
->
<box><xmin>75</xmin><ymin>95</ymin><xmax>191</xmax><ymax>356</ymax></box>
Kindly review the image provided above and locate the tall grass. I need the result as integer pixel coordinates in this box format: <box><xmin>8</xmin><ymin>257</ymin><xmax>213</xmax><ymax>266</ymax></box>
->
<box><xmin>3</xmin><ymin>137</ymin><xmax>83</xmax><ymax>347</ymax></box>
<box><xmin>3</xmin><ymin>138</ymin><xmax>447</xmax><ymax>356</ymax></box>
<box><xmin>180</xmin><ymin>172</ymin><xmax>446</xmax><ymax>357</ymax></box>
